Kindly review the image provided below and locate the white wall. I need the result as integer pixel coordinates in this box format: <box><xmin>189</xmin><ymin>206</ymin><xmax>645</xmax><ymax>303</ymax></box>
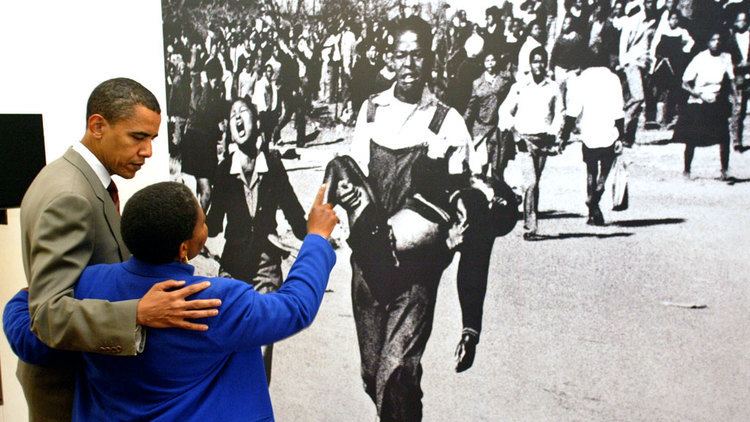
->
<box><xmin>0</xmin><ymin>2</ymin><xmax>168</xmax><ymax>420</ymax></box>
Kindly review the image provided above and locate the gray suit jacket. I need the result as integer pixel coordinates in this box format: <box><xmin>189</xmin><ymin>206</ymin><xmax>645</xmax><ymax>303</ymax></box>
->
<box><xmin>17</xmin><ymin>147</ymin><xmax>140</xmax><ymax>421</ymax></box>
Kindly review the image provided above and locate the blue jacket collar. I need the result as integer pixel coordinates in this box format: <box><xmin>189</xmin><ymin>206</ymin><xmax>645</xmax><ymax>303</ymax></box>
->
<box><xmin>122</xmin><ymin>257</ymin><xmax>195</xmax><ymax>278</ymax></box>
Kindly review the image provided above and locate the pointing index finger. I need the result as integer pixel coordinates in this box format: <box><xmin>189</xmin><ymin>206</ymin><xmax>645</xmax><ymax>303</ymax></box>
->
<box><xmin>315</xmin><ymin>183</ymin><xmax>327</xmax><ymax>206</ymax></box>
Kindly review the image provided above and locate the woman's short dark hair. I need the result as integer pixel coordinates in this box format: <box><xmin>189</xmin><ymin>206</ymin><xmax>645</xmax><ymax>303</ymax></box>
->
<box><xmin>86</xmin><ymin>78</ymin><xmax>160</xmax><ymax>126</ymax></box>
<box><xmin>121</xmin><ymin>182</ymin><xmax>198</xmax><ymax>264</ymax></box>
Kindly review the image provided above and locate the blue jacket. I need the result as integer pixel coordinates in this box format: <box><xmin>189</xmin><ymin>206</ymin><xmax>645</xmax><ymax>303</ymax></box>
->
<box><xmin>4</xmin><ymin>234</ymin><xmax>335</xmax><ymax>421</ymax></box>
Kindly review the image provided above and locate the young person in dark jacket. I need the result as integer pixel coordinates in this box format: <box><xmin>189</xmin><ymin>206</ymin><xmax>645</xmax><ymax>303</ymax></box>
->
<box><xmin>207</xmin><ymin>97</ymin><xmax>309</xmax><ymax>381</ymax></box>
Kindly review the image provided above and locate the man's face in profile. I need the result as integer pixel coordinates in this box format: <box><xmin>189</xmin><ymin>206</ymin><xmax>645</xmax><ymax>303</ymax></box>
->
<box><xmin>98</xmin><ymin>105</ymin><xmax>160</xmax><ymax>179</ymax></box>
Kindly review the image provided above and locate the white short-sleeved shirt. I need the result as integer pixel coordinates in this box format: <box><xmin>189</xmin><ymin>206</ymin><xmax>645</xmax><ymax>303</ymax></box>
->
<box><xmin>251</xmin><ymin>77</ymin><xmax>278</xmax><ymax>112</ymax></box>
<box><xmin>683</xmin><ymin>50</ymin><xmax>734</xmax><ymax>104</ymax></box>
<box><xmin>499</xmin><ymin>77</ymin><xmax>563</xmax><ymax>136</ymax></box>
<box><xmin>349</xmin><ymin>84</ymin><xmax>480</xmax><ymax>176</ymax></box>
<box><xmin>566</xmin><ymin>67</ymin><xmax>625</xmax><ymax>148</ymax></box>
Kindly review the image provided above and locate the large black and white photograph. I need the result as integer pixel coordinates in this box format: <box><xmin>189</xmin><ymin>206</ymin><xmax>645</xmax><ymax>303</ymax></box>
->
<box><xmin>160</xmin><ymin>0</ymin><xmax>749</xmax><ymax>420</ymax></box>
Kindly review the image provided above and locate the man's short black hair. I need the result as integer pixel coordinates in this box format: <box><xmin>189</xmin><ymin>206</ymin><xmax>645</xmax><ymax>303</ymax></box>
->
<box><xmin>529</xmin><ymin>45</ymin><xmax>548</xmax><ymax>65</ymax></box>
<box><xmin>86</xmin><ymin>77</ymin><xmax>161</xmax><ymax>125</ymax></box>
<box><xmin>121</xmin><ymin>182</ymin><xmax>198</xmax><ymax>264</ymax></box>
<box><xmin>389</xmin><ymin>15</ymin><xmax>432</xmax><ymax>52</ymax></box>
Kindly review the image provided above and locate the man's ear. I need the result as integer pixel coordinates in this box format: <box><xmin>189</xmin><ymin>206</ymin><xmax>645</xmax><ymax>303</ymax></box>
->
<box><xmin>87</xmin><ymin>114</ymin><xmax>108</xmax><ymax>139</ymax></box>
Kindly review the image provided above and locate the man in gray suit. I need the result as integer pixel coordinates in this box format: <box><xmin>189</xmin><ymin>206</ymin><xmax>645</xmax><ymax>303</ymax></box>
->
<box><xmin>18</xmin><ymin>78</ymin><xmax>221</xmax><ymax>421</ymax></box>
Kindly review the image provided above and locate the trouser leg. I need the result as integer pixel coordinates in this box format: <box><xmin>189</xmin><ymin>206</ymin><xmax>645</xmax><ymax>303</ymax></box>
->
<box><xmin>329</xmin><ymin>63</ymin><xmax>340</xmax><ymax>104</ymax></box>
<box><xmin>644</xmin><ymin>76</ymin><xmax>658</xmax><ymax>122</ymax></box>
<box><xmin>523</xmin><ymin>152</ymin><xmax>546</xmax><ymax>233</ymax></box>
<box><xmin>352</xmin><ymin>260</ymin><xmax>441</xmax><ymax>422</ymax></box>
<box><xmin>259</xmin><ymin>111</ymin><xmax>276</xmax><ymax>149</ymax></box>
<box><xmin>720</xmin><ymin>140</ymin><xmax>730</xmax><ymax>173</ymax></box>
<box><xmin>351</xmin><ymin>261</ymin><xmax>386</xmax><ymax>405</ymax></box>
<box><xmin>741</xmin><ymin>91</ymin><xmax>748</xmax><ymax>147</ymax></box>
<box><xmin>584</xmin><ymin>152</ymin><xmax>599</xmax><ymax>213</ymax></box>
<box><xmin>596</xmin><ymin>153</ymin><xmax>615</xmax><ymax>203</ymax></box>
<box><xmin>486</xmin><ymin>129</ymin><xmax>499</xmax><ymax>182</ymax></box>
<box><xmin>732</xmin><ymin>89</ymin><xmax>748</xmax><ymax>147</ymax></box>
<box><xmin>489</xmin><ymin>130</ymin><xmax>516</xmax><ymax>200</ymax></box>
<box><xmin>623</xmin><ymin>65</ymin><xmax>645</xmax><ymax>146</ymax></box>
<box><xmin>665</xmin><ymin>85</ymin><xmax>679</xmax><ymax>124</ymax></box>
<box><xmin>624</xmin><ymin>99</ymin><xmax>643</xmax><ymax>146</ymax></box>
<box><xmin>684</xmin><ymin>145</ymin><xmax>695</xmax><ymax>173</ymax></box>
<box><xmin>17</xmin><ymin>361</ymin><xmax>76</xmax><ymax>422</ymax></box>
<box><xmin>454</xmin><ymin>189</ymin><xmax>494</xmax><ymax>336</ymax></box>
<box><xmin>274</xmin><ymin>99</ymin><xmax>294</xmax><ymax>143</ymax></box>
<box><xmin>584</xmin><ymin>145</ymin><xmax>615</xmax><ymax>216</ymax></box>
<box><xmin>295</xmin><ymin>91</ymin><xmax>307</xmax><ymax>147</ymax></box>
<box><xmin>522</xmin><ymin>154</ymin><xmax>535</xmax><ymax>232</ymax></box>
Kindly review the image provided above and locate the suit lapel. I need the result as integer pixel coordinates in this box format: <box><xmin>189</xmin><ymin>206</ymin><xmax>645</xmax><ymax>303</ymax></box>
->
<box><xmin>63</xmin><ymin>148</ymin><xmax>128</xmax><ymax>261</ymax></box>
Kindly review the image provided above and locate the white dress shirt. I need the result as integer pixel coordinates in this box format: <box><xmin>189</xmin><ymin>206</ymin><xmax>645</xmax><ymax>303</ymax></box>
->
<box><xmin>72</xmin><ymin>142</ymin><xmax>111</xmax><ymax>189</ymax></box>
<box><xmin>499</xmin><ymin>77</ymin><xmax>563</xmax><ymax>136</ymax></box>
<box><xmin>349</xmin><ymin>84</ymin><xmax>480</xmax><ymax>176</ymax></box>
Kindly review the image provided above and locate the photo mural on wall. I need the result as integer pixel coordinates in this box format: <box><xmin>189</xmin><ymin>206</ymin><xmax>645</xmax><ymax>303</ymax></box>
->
<box><xmin>161</xmin><ymin>0</ymin><xmax>749</xmax><ymax>420</ymax></box>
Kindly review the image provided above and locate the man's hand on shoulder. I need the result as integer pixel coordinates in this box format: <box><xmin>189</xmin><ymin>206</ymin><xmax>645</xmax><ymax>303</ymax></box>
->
<box><xmin>136</xmin><ymin>280</ymin><xmax>221</xmax><ymax>331</ymax></box>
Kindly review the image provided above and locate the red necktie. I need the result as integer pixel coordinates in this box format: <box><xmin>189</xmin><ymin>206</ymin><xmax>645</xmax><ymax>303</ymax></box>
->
<box><xmin>107</xmin><ymin>181</ymin><xmax>120</xmax><ymax>215</ymax></box>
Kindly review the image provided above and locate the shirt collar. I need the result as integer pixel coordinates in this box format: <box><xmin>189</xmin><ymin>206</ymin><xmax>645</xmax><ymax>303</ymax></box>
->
<box><xmin>228</xmin><ymin>146</ymin><xmax>268</xmax><ymax>180</ymax></box>
<box><xmin>522</xmin><ymin>75</ymin><xmax>552</xmax><ymax>88</ymax></box>
<box><xmin>72</xmin><ymin>142</ymin><xmax>111</xmax><ymax>189</ymax></box>
<box><xmin>373</xmin><ymin>83</ymin><xmax>437</xmax><ymax>110</ymax></box>
<box><xmin>122</xmin><ymin>257</ymin><xmax>195</xmax><ymax>279</ymax></box>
